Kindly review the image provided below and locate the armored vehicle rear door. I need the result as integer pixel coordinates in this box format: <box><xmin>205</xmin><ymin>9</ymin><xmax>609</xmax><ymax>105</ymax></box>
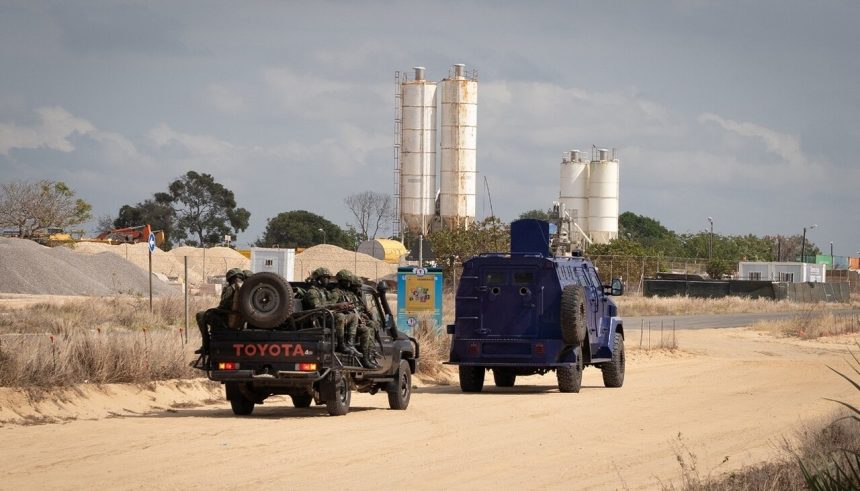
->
<box><xmin>582</xmin><ymin>264</ymin><xmax>608</xmax><ymax>346</ymax></box>
<box><xmin>477</xmin><ymin>266</ymin><xmax>540</xmax><ymax>338</ymax></box>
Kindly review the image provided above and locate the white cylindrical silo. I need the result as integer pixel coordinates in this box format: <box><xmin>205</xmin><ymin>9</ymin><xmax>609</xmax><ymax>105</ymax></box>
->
<box><xmin>588</xmin><ymin>149</ymin><xmax>620</xmax><ymax>244</ymax></box>
<box><xmin>440</xmin><ymin>63</ymin><xmax>477</xmax><ymax>229</ymax></box>
<box><xmin>559</xmin><ymin>149</ymin><xmax>589</xmax><ymax>231</ymax></box>
<box><xmin>400</xmin><ymin>67</ymin><xmax>437</xmax><ymax>235</ymax></box>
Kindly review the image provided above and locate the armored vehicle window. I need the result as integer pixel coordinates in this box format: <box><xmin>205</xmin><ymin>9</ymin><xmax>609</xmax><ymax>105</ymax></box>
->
<box><xmin>485</xmin><ymin>272</ymin><xmax>507</xmax><ymax>285</ymax></box>
<box><xmin>513</xmin><ymin>271</ymin><xmax>534</xmax><ymax>284</ymax></box>
<box><xmin>586</xmin><ymin>266</ymin><xmax>602</xmax><ymax>287</ymax></box>
<box><xmin>573</xmin><ymin>267</ymin><xmax>588</xmax><ymax>286</ymax></box>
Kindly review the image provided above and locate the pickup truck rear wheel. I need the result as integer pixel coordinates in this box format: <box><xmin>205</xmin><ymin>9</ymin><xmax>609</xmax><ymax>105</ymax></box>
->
<box><xmin>601</xmin><ymin>332</ymin><xmax>625</xmax><ymax>388</ymax></box>
<box><xmin>326</xmin><ymin>372</ymin><xmax>351</xmax><ymax>416</ymax></box>
<box><xmin>493</xmin><ymin>369</ymin><xmax>516</xmax><ymax>387</ymax></box>
<box><xmin>557</xmin><ymin>345</ymin><xmax>583</xmax><ymax>393</ymax></box>
<box><xmin>291</xmin><ymin>393</ymin><xmax>313</xmax><ymax>408</ymax></box>
<box><xmin>459</xmin><ymin>366</ymin><xmax>485</xmax><ymax>393</ymax></box>
<box><xmin>238</xmin><ymin>272</ymin><xmax>293</xmax><ymax>328</ymax></box>
<box><xmin>560</xmin><ymin>285</ymin><xmax>587</xmax><ymax>345</ymax></box>
<box><xmin>229</xmin><ymin>395</ymin><xmax>255</xmax><ymax>415</ymax></box>
<box><xmin>388</xmin><ymin>359</ymin><xmax>412</xmax><ymax>410</ymax></box>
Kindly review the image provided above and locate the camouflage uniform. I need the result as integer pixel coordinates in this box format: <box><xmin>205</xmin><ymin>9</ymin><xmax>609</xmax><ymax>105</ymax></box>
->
<box><xmin>333</xmin><ymin>270</ymin><xmax>362</xmax><ymax>358</ymax></box>
<box><xmin>196</xmin><ymin>267</ymin><xmax>244</xmax><ymax>354</ymax></box>
<box><xmin>350</xmin><ymin>275</ymin><xmax>380</xmax><ymax>364</ymax></box>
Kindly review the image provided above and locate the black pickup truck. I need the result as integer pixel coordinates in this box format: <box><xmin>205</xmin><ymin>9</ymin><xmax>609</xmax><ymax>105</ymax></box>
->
<box><xmin>194</xmin><ymin>272</ymin><xmax>419</xmax><ymax>416</ymax></box>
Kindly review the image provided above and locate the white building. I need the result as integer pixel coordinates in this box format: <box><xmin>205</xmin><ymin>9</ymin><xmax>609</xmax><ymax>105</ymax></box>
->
<box><xmin>738</xmin><ymin>261</ymin><xmax>826</xmax><ymax>283</ymax></box>
<box><xmin>250</xmin><ymin>248</ymin><xmax>295</xmax><ymax>281</ymax></box>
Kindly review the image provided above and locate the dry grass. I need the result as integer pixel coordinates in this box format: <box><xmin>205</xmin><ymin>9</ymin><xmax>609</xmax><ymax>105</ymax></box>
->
<box><xmin>412</xmin><ymin>307</ymin><xmax>454</xmax><ymax>383</ymax></box>
<box><xmin>0</xmin><ymin>295</ymin><xmax>215</xmax><ymax>334</ymax></box>
<box><xmin>662</xmin><ymin>415</ymin><xmax>860</xmax><ymax>490</ymax></box>
<box><xmin>751</xmin><ymin>311</ymin><xmax>860</xmax><ymax>340</ymax></box>
<box><xmin>616</xmin><ymin>293</ymin><xmax>857</xmax><ymax>317</ymax></box>
<box><xmin>0</xmin><ymin>330</ymin><xmax>197</xmax><ymax>387</ymax></box>
<box><xmin>0</xmin><ymin>295</ymin><xmax>214</xmax><ymax>387</ymax></box>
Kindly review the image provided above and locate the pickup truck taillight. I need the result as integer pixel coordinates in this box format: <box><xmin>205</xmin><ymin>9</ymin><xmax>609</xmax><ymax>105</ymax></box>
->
<box><xmin>297</xmin><ymin>363</ymin><xmax>317</xmax><ymax>371</ymax></box>
<box><xmin>218</xmin><ymin>362</ymin><xmax>240</xmax><ymax>370</ymax></box>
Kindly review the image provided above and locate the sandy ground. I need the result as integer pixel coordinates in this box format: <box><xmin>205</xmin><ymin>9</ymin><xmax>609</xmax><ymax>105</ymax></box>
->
<box><xmin>0</xmin><ymin>328</ymin><xmax>857</xmax><ymax>490</ymax></box>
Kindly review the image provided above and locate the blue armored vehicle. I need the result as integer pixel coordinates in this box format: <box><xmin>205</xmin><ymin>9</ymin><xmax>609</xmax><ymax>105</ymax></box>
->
<box><xmin>446</xmin><ymin>218</ymin><xmax>625</xmax><ymax>393</ymax></box>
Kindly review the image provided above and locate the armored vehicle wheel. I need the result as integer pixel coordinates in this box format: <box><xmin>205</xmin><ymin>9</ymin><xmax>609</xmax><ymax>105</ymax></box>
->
<box><xmin>291</xmin><ymin>393</ymin><xmax>313</xmax><ymax>408</ymax></box>
<box><xmin>493</xmin><ymin>369</ymin><xmax>516</xmax><ymax>387</ymax></box>
<box><xmin>388</xmin><ymin>360</ymin><xmax>412</xmax><ymax>410</ymax></box>
<box><xmin>560</xmin><ymin>285</ymin><xmax>587</xmax><ymax>345</ymax></box>
<box><xmin>601</xmin><ymin>332</ymin><xmax>625</xmax><ymax>388</ymax></box>
<box><xmin>326</xmin><ymin>372</ymin><xmax>351</xmax><ymax>416</ymax></box>
<box><xmin>459</xmin><ymin>366</ymin><xmax>485</xmax><ymax>393</ymax></box>
<box><xmin>557</xmin><ymin>345</ymin><xmax>583</xmax><ymax>393</ymax></box>
<box><xmin>230</xmin><ymin>395</ymin><xmax>255</xmax><ymax>415</ymax></box>
<box><xmin>238</xmin><ymin>272</ymin><xmax>293</xmax><ymax>328</ymax></box>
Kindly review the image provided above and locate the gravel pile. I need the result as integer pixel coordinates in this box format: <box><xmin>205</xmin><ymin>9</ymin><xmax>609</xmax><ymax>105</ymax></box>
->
<box><xmin>169</xmin><ymin>246</ymin><xmax>249</xmax><ymax>285</ymax></box>
<box><xmin>294</xmin><ymin>244</ymin><xmax>397</xmax><ymax>281</ymax></box>
<box><xmin>73</xmin><ymin>242</ymin><xmax>186</xmax><ymax>278</ymax></box>
<box><xmin>0</xmin><ymin>238</ymin><xmax>177</xmax><ymax>296</ymax></box>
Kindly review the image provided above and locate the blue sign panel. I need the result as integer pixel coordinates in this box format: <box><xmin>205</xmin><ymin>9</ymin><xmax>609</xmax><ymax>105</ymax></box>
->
<box><xmin>396</xmin><ymin>266</ymin><xmax>444</xmax><ymax>334</ymax></box>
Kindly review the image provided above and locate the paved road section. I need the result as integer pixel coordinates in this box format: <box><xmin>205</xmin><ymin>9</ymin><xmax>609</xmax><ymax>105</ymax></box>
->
<box><xmin>625</xmin><ymin>308</ymin><xmax>859</xmax><ymax>330</ymax></box>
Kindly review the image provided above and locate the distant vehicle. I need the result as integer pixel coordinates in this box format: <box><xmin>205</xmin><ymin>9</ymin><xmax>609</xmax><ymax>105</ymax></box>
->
<box><xmin>95</xmin><ymin>224</ymin><xmax>165</xmax><ymax>246</ymax></box>
<box><xmin>446</xmin><ymin>215</ymin><xmax>625</xmax><ymax>393</ymax></box>
<box><xmin>194</xmin><ymin>273</ymin><xmax>419</xmax><ymax>416</ymax></box>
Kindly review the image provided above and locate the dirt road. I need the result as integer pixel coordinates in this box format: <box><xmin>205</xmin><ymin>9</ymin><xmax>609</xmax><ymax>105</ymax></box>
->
<box><xmin>1</xmin><ymin>328</ymin><xmax>856</xmax><ymax>490</ymax></box>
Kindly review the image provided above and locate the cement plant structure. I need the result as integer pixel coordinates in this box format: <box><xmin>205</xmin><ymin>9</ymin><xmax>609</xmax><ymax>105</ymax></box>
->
<box><xmin>394</xmin><ymin>64</ymin><xmax>478</xmax><ymax>238</ymax></box>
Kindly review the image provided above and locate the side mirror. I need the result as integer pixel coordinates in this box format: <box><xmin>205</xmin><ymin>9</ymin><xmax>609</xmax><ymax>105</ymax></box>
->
<box><xmin>610</xmin><ymin>278</ymin><xmax>624</xmax><ymax>296</ymax></box>
<box><xmin>376</xmin><ymin>280</ymin><xmax>388</xmax><ymax>293</ymax></box>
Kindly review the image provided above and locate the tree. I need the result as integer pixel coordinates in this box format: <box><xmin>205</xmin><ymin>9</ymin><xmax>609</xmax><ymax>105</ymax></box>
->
<box><xmin>0</xmin><ymin>180</ymin><xmax>92</xmax><ymax>236</ymax></box>
<box><xmin>165</xmin><ymin>171</ymin><xmax>250</xmax><ymax>246</ymax></box>
<box><xmin>344</xmin><ymin>191</ymin><xmax>392</xmax><ymax>242</ymax></box>
<box><xmin>518</xmin><ymin>208</ymin><xmax>556</xmax><ymax>221</ymax></box>
<box><xmin>619</xmin><ymin>212</ymin><xmax>675</xmax><ymax>246</ymax></box>
<box><xmin>257</xmin><ymin>210</ymin><xmax>353</xmax><ymax>249</ymax></box>
<box><xmin>111</xmin><ymin>192</ymin><xmax>176</xmax><ymax>248</ymax></box>
<box><xmin>705</xmin><ymin>258</ymin><xmax>733</xmax><ymax>279</ymax></box>
<box><xmin>428</xmin><ymin>217</ymin><xmax>511</xmax><ymax>280</ymax></box>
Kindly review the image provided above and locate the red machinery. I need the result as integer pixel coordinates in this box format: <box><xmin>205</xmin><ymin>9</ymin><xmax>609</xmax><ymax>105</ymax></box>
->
<box><xmin>96</xmin><ymin>224</ymin><xmax>165</xmax><ymax>246</ymax></box>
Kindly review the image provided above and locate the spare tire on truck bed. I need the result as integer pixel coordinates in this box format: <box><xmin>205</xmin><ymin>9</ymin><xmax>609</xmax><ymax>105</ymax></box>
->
<box><xmin>238</xmin><ymin>272</ymin><xmax>293</xmax><ymax>328</ymax></box>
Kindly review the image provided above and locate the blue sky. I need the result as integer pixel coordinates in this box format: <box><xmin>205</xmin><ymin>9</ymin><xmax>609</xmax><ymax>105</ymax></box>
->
<box><xmin>1</xmin><ymin>1</ymin><xmax>858</xmax><ymax>253</ymax></box>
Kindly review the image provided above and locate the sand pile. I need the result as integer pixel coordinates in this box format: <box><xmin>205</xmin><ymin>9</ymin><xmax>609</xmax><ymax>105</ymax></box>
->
<box><xmin>72</xmin><ymin>242</ymin><xmax>186</xmax><ymax>278</ymax></box>
<box><xmin>0</xmin><ymin>238</ymin><xmax>176</xmax><ymax>296</ymax></box>
<box><xmin>169</xmin><ymin>246</ymin><xmax>249</xmax><ymax>285</ymax></box>
<box><xmin>294</xmin><ymin>244</ymin><xmax>397</xmax><ymax>281</ymax></box>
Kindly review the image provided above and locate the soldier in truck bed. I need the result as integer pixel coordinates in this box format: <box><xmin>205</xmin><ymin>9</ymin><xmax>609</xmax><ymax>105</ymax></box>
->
<box><xmin>195</xmin><ymin>267</ymin><xmax>244</xmax><ymax>355</ymax></box>
<box><xmin>349</xmin><ymin>273</ymin><xmax>381</xmax><ymax>368</ymax></box>
<box><xmin>302</xmin><ymin>267</ymin><xmax>335</xmax><ymax>310</ymax></box>
<box><xmin>331</xmin><ymin>270</ymin><xmax>360</xmax><ymax>357</ymax></box>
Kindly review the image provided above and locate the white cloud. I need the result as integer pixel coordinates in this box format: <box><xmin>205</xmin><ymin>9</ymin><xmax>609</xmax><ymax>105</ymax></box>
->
<box><xmin>148</xmin><ymin>123</ymin><xmax>238</xmax><ymax>159</ymax></box>
<box><xmin>698</xmin><ymin>113</ymin><xmax>806</xmax><ymax>168</ymax></box>
<box><xmin>0</xmin><ymin>106</ymin><xmax>95</xmax><ymax>155</ymax></box>
<box><xmin>263</xmin><ymin>67</ymin><xmax>351</xmax><ymax>114</ymax></box>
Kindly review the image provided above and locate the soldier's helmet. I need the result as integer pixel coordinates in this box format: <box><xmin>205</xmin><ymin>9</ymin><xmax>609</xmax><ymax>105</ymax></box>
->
<box><xmin>242</xmin><ymin>269</ymin><xmax>253</xmax><ymax>279</ymax></box>
<box><xmin>350</xmin><ymin>275</ymin><xmax>363</xmax><ymax>288</ymax></box>
<box><xmin>310</xmin><ymin>267</ymin><xmax>332</xmax><ymax>280</ymax></box>
<box><xmin>335</xmin><ymin>269</ymin><xmax>354</xmax><ymax>283</ymax></box>
<box><xmin>225</xmin><ymin>267</ymin><xmax>243</xmax><ymax>283</ymax></box>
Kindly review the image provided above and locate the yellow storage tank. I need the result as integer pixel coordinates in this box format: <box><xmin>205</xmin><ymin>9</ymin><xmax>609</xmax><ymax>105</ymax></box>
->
<box><xmin>357</xmin><ymin>239</ymin><xmax>407</xmax><ymax>264</ymax></box>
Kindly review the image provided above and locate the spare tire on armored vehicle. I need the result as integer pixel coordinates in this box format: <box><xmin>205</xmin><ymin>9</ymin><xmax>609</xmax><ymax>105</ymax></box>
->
<box><xmin>238</xmin><ymin>272</ymin><xmax>294</xmax><ymax>328</ymax></box>
<box><xmin>560</xmin><ymin>284</ymin><xmax>587</xmax><ymax>345</ymax></box>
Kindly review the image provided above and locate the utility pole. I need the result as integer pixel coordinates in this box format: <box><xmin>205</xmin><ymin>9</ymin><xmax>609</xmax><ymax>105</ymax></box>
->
<box><xmin>800</xmin><ymin>224</ymin><xmax>817</xmax><ymax>263</ymax></box>
<box><xmin>707</xmin><ymin>217</ymin><xmax>714</xmax><ymax>261</ymax></box>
